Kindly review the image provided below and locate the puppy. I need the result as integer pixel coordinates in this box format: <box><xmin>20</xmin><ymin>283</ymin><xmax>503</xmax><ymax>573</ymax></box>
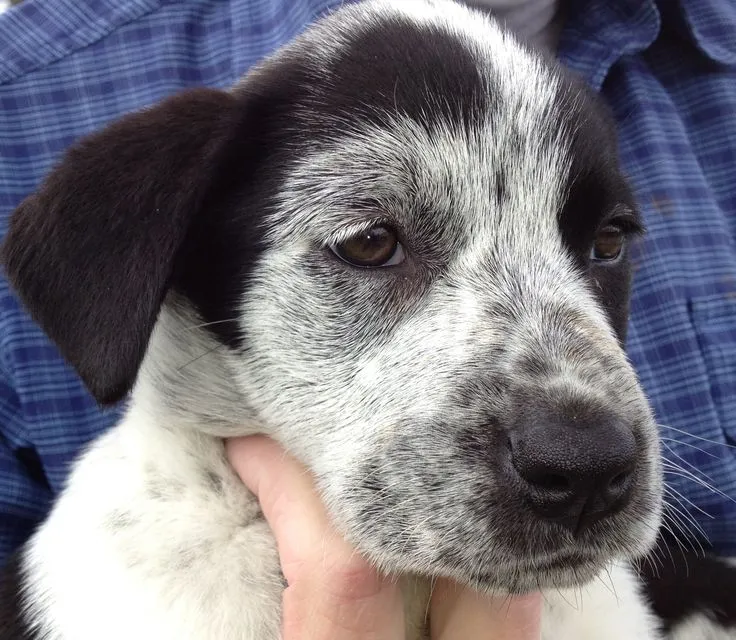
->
<box><xmin>0</xmin><ymin>0</ymin><xmax>685</xmax><ymax>637</ymax></box>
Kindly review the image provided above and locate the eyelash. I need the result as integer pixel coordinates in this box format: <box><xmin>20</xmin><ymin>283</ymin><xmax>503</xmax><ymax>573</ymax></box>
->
<box><xmin>322</xmin><ymin>218</ymin><xmax>398</xmax><ymax>248</ymax></box>
<box><xmin>603</xmin><ymin>213</ymin><xmax>645</xmax><ymax>236</ymax></box>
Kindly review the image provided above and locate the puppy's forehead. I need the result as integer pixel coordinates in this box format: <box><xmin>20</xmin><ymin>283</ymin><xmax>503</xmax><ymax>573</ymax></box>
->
<box><xmin>251</xmin><ymin>1</ymin><xmax>581</xmax><ymax>234</ymax></box>
<box><xmin>237</xmin><ymin>0</ymin><xmax>631</xmax><ymax>261</ymax></box>
<box><xmin>295</xmin><ymin>0</ymin><xmax>558</xmax><ymax>134</ymax></box>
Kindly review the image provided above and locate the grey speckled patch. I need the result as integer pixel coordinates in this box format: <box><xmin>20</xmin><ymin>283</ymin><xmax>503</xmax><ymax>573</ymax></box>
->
<box><xmin>106</xmin><ymin>509</ymin><xmax>137</xmax><ymax>530</ymax></box>
<box><xmin>205</xmin><ymin>470</ymin><xmax>225</xmax><ymax>495</ymax></box>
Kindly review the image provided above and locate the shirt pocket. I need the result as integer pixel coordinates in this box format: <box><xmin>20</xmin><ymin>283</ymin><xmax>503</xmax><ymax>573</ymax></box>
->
<box><xmin>688</xmin><ymin>291</ymin><xmax>736</xmax><ymax>445</ymax></box>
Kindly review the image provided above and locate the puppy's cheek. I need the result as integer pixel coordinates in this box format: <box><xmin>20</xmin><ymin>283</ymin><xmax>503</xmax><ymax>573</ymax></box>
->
<box><xmin>321</xmin><ymin>440</ymin><xmax>489</xmax><ymax>556</ymax></box>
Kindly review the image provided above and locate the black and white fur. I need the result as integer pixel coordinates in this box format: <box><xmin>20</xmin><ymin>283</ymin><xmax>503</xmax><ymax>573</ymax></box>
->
<box><xmin>0</xmin><ymin>1</ymin><xmax>733</xmax><ymax>638</ymax></box>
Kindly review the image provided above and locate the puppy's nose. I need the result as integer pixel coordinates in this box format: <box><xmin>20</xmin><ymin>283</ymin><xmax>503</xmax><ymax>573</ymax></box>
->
<box><xmin>508</xmin><ymin>409</ymin><xmax>637</xmax><ymax>533</ymax></box>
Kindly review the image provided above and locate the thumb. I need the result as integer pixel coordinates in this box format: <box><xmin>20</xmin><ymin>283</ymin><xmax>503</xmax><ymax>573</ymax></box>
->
<box><xmin>225</xmin><ymin>435</ymin><xmax>386</xmax><ymax>594</ymax></box>
<box><xmin>226</xmin><ymin>435</ymin><xmax>406</xmax><ymax>640</ymax></box>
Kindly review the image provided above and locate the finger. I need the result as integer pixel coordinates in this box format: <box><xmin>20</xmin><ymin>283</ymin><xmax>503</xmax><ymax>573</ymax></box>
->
<box><xmin>226</xmin><ymin>435</ymin><xmax>406</xmax><ymax>640</ymax></box>
<box><xmin>226</xmin><ymin>435</ymin><xmax>345</xmax><ymax>574</ymax></box>
<box><xmin>430</xmin><ymin>579</ymin><xmax>542</xmax><ymax>640</ymax></box>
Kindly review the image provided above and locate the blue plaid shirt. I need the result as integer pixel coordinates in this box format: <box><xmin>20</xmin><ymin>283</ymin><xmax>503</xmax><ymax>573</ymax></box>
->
<box><xmin>1</xmin><ymin>0</ymin><xmax>735</xmax><ymax>565</ymax></box>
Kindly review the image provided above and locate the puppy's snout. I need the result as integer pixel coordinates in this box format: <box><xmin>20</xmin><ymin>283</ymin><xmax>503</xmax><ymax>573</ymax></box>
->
<box><xmin>507</xmin><ymin>398</ymin><xmax>637</xmax><ymax>533</ymax></box>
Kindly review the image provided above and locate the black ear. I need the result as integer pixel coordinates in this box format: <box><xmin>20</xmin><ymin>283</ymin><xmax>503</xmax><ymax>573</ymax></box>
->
<box><xmin>1</xmin><ymin>88</ymin><xmax>240</xmax><ymax>405</ymax></box>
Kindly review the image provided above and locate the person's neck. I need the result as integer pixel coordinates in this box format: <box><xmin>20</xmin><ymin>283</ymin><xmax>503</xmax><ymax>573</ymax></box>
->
<box><xmin>464</xmin><ymin>0</ymin><xmax>563</xmax><ymax>53</ymax></box>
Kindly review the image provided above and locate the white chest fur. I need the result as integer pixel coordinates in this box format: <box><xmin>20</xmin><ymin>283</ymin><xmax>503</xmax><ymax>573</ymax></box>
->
<box><xmin>21</xmin><ymin>413</ymin><xmax>660</xmax><ymax>640</ymax></box>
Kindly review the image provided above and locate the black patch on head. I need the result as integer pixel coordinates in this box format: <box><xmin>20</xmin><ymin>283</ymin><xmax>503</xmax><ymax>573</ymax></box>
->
<box><xmin>553</xmin><ymin>72</ymin><xmax>642</xmax><ymax>342</ymax></box>
<box><xmin>637</xmin><ymin>541</ymin><xmax>736</xmax><ymax>632</ymax></box>
<box><xmin>516</xmin><ymin>354</ymin><xmax>552</xmax><ymax>379</ymax></box>
<box><xmin>0</xmin><ymin>552</ymin><xmax>38</xmax><ymax>640</ymax></box>
<box><xmin>311</xmin><ymin>17</ymin><xmax>488</xmax><ymax>134</ymax></box>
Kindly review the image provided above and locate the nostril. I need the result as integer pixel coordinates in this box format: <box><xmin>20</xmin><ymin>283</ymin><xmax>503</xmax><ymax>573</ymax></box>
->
<box><xmin>603</xmin><ymin>464</ymin><xmax>635</xmax><ymax>501</ymax></box>
<box><xmin>609</xmin><ymin>471</ymin><xmax>629</xmax><ymax>489</ymax></box>
<box><xmin>505</xmin><ymin>398</ymin><xmax>639</xmax><ymax>532</ymax></box>
<box><xmin>526</xmin><ymin>471</ymin><xmax>571</xmax><ymax>493</ymax></box>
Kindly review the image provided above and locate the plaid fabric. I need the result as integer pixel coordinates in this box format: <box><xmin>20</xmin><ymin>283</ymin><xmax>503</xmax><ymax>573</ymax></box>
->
<box><xmin>0</xmin><ymin>0</ymin><xmax>734</xmax><ymax>565</ymax></box>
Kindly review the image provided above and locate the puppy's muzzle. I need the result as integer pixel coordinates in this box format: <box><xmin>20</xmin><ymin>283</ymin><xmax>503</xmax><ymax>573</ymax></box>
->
<box><xmin>505</xmin><ymin>390</ymin><xmax>637</xmax><ymax>534</ymax></box>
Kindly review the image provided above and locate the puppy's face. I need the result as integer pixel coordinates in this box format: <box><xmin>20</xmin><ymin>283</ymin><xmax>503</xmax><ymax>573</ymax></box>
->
<box><xmin>3</xmin><ymin>0</ymin><xmax>662</xmax><ymax>593</ymax></box>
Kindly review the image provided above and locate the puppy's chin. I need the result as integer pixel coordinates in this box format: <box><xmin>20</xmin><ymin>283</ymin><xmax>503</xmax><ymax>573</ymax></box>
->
<box><xmin>348</xmin><ymin>511</ymin><xmax>658</xmax><ymax>596</ymax></box>
<box><xmin>463</xmin><ymin>557</ymin><xmax>609</xmax><ymax>594</ymax></box>
<box><xmin>434</xmin><ymin>529</ymin><xmax>656</xmax><ymax>594</ymax></box>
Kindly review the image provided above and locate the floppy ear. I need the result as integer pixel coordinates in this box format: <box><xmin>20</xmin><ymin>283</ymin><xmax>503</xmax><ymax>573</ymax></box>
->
<box><xmin>1</xmin><ymin>88</ymin><xmax>240</xmax><ymax>406</ymax></box>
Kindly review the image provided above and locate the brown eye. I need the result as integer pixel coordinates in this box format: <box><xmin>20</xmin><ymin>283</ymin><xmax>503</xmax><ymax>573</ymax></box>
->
<box><xmin>332</xmin><ymin>225</ymin><xmax>404</xmax><ymax>268</ymax></box>
<box><xmin>591</xmin><ymin>225</ymin><xmax>625</xmax><ymax>262</ymax></box>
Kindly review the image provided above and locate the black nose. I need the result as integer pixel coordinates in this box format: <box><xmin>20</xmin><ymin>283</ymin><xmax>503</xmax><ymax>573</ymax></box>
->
<box><xmin>508</xmin><ymin>406</ymin><xmax>637</xmax><ymax>533</ymax></box>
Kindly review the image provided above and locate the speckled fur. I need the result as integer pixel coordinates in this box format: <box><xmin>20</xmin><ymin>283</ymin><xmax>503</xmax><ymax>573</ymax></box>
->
<box><xmin>4</xmin><ymin>1</ymin><xmax>667</xmax><ymax>638</ymax></box>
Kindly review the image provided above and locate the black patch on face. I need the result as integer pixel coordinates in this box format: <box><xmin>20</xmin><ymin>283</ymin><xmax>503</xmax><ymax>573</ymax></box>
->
<box><xmin>0</xmin><ymin>552</ymin><xmax>38</xmax><ymax>640</ymax></box>
<box><xmin>637</xmin><ymin>540</ymin><xmax>736</xmax><ymax>632</ymax></box>
<box><xmin>358</xmin><ymin>461</ymin><xmax>385</xmax><ymax>495</ymax></box>
<box><xmin>170</xmin><ymin>98</ymin><xmax>281</xmax><ymax>349</ymax></box>
<box><xmin>456</xmin><ymin>420</ymin><xmax>500</xmax><ymax>463</ymax></box>
<box><xmin>553</xmin><ymin>72</ymin><xmax>641</xmax><ymax>342</ymax></box>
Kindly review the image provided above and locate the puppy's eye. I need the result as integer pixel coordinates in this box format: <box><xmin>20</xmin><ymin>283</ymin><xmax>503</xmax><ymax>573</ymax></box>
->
<box><xmin>331</xmin><ymin>225</ymin><xmax>405</xmax><ymax>268</ymax></box>
<box><xmin>591</xmin><ymin>225</ymin><xmax>625</xmax><ymax>262</ymax></box>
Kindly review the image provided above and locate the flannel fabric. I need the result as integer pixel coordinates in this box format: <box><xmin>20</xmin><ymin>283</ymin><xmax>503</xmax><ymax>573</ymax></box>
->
<box><xmin>1</xmin><ymin>0</ymin><xmax>735</xmax><ymax>564</ymax></box>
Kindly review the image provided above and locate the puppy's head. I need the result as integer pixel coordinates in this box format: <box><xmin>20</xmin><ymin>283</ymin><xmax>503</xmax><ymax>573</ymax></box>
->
<box><xmin>2</xmin><ymin>0</ymin><xmax>662</xmax><ymax>593</ymax></box>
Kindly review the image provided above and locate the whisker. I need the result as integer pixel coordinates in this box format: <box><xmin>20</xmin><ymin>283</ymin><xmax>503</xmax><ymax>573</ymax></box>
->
<box><xmin>662</xmin><ymin>466</ymin><xmax>736</xmax><ymax>505</ymax></box>
<box><xmin>662</xmin><ymin>441</ymin><xmax>721</xmax><ymax>488</ymax></box>
<box><xmin>660</xmin><ymin>437</ymin><xmax>720</xmax><ymax>460</ymax></box>
<box><xmin>605</xmin><ymin>565</ymin><xmax>619</xmax><ymax>604</ymax></box>
<box><xmin>176</xmin><ymin>343</ymin><xmax>227</xmax><ymax>372</ymax></box>
<box><xmin>658</xmin><ymin>516</ymin><xmax>692</xmax><ymax>566</ymax></box>
<box><xmin>182</xmin><ymin>318</ymin><xmax>239</xmax><ymax>331</ymax></box>
<box><xmin>642</xmin><ymin>546</ymin><xmax>663</xmax><ymax>578</ymax></box>
<box><xmin>661</xmin><ymin>507</ymin><xmax>705</xmax><ymax>556</ymax></box>
<box><xmin>663</xmin><ymin>484</ymin><xmax>714</xmax><ymax>520</ymax></box>
<box><xmin>658</xmin><ymin>424</ymin><xmax>736</xmax><ymax>450</ymax></box>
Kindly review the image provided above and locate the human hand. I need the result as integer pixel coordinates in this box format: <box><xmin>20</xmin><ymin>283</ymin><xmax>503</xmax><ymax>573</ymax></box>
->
<box><xmin>226</xmin><ymin>435</ymin><xmax>542</xmax><ymax>639</ymax></box>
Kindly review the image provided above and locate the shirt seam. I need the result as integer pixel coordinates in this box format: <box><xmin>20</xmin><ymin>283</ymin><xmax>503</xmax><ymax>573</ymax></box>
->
<box><xmin>0</xmin><ymin>0</ymin><xmax>163</xmax><ymax>85</ymax></box>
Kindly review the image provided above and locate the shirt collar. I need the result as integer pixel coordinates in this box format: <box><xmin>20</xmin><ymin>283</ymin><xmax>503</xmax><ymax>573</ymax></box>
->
<box><xmin>558</xmin><ymin>0</ymin><xmax>661</xmax><ymax>90</ymax></box>
<box><xmin>558</xmin><ymin>0</ymin><xmax>735</xmax><ymax>90</ymax></box>
<box><xmin>674</xmin><ymin>0</ymin><xmax>736</xmax><ymax>66</ymax></box>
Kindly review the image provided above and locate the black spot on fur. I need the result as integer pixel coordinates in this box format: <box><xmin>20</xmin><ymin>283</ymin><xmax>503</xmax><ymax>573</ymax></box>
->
<box><xmin>494</xmin><ymin>165</ymin><xmax>508</xmax><ymax>205</ymax></box>
<box><xmin>0</xmin><ymin>552</ymin><xmax>38</xmax><ymax>640</ymax></box>
<box><xmin>106</xmin><ymin>509</ymin><xmax>137</xmax><ymax>530</ymax></box>
<box><xmin>358</xmin><ymin>462</ymin><xmax>385</xmax><ymax>495</ymax></box>
<box><xmin>456</xmin><ymin>422</ymin><xmax>498</xmax><ymax>463</ymax></box>
<box><xmin>147</xmin><ymin>476</ymin><xmax>185</xmax><ymax>501</ymax></box>
<box><xmin>516</xmin><ymin>354</ymin><xmax>552</xmax><ymax>379</ymax></box>
<box><xmin>205</xmin><ymin>470</ymin><xmax>225</xmax><ymax>495</ymax></box>
<box><xmin>553</xmin><ymin>71</ymin><xmax>642</xmax><ymax>343</ymax></box>
<box><xmin>637</xmin><ymin>541</ymin><xmax>736</xmax><ymax>633</ymax></box>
